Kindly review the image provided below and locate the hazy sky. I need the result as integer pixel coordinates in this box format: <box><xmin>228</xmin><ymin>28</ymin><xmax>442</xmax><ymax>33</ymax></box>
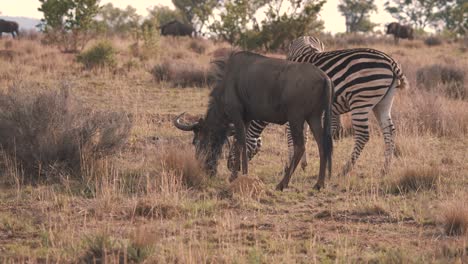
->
<box><xmin>1</xmin><ymin>0</ymin><xmax>395</xmax><ymax>34</ymax></box>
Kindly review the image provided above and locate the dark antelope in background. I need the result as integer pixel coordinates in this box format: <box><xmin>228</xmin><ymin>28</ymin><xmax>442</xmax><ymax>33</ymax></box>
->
<box><xmin>386</xmin><ymin>22</ymin><xmax>414</xmax><ymax>44</ymax></box>
<box><xmin>160</xmin><ymin>20</ymin><xmax>195</xmax><ymax>37</ymax></box>
<box><xmin>174</xmin><ymin>51</ymin><xmax>334</xmax><ymax>191</ymax></box>
<box><xmin>0</xmin><ymin>19</ymin><xmax>19</xmax><ymax>38</ymax></box>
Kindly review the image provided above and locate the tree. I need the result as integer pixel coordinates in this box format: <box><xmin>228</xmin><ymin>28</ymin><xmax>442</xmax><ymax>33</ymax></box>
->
<box><xmin>338</xmin><ymin>0</ymin><xmax>377</xmax><ymax>33</ymax></box>
<box><xmin>433</xmin><ymin>0</ymin><xmax>467</xmax><ymax>35</ymax></box>
<box><xmin>38</xmin><ymin>0</ymin><xmax>101</xmax><ymax>52</ymax></box>
<box><xmin>260</xmin><ymin>0</ymin><xmax>325</xmax><ymax>50</ymax></box>
<box><xmin>147</xmin><ymin>5</ymin><xmax>183</xmax><ymax>26</ymax></box>
<box><xmin>172</xmin><ymin>0</ymin><xmax>219</xmax><ymax>32</ymax></box>
<box><xmin>209</xmin><ymin>0</ymin><xmax>325</xmax><ymax>51</ymax></box>
<box><xmin>384</xmin><ymin>0</ymin><xmax>441</xmax><ymax>30</ymax></box>
<box><xmin>209</xmin><ymin>0</ymin><xmax>253</xmax><ymax>44</ymax></box>
<box><xmin>98</xmin><ymin>3</ymin><xmax>140</xmax><ymax>36</ymax></box>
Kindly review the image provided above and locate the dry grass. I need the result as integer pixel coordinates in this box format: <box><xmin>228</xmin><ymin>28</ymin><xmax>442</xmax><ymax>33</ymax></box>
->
<box><xmin>151</xmin><ymin>59</ymin><xmax>214</xmax><ymax>87</ymax></box>
<box><xmin>387</xmin><ymin>166</ymin><xmax>439</xmax><ymax>194</ymax></box>
<box><xmin>0</xmin><ymin>36</ymin><xmax>467</xmax><ymax>263</ymax></box>
<box><xmin>443</xmin><ymin>203</ymin><xmax>468</xmax><ymax>236</ymax></box>
<box><xmin>416</xmin><ymin>64</ymin><xmax>466</xmax><ymax>99</ymax></box>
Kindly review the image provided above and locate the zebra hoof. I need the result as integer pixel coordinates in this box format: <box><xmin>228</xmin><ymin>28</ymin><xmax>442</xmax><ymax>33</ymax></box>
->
<box><xmin>301</xmin><ymin>162</ymin><xmax>308</xmax><ymax>171</ymax></box>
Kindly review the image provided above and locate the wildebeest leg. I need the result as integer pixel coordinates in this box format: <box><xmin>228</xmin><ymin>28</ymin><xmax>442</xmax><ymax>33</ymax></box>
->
<box><xmin>233</xmin><ymin>120</ymin><xmax>248</xmax><ymax>176</ymax></box>
<box><xmin>276</xmin><ymin>120</ymin><xmax>305</xmax><ymax>191</ymax></box>
<box><xmin>339</xmin><ymin>110</ymin><xmax>371</xmax><ymax>177</ymax></box>
<box><xmin>285</xmin><ymin>123</ymin><xmax>308</xmax><ymax>171</ymax></box>
<box><xmin>307</xmin><ymin>116</ymin><xmax>327</xmax><ymax>190</ymax></box>
<box><xmin>373</xmin><ymin>86</ymin><xmax>397</xmax><ymax>175</ymax></box>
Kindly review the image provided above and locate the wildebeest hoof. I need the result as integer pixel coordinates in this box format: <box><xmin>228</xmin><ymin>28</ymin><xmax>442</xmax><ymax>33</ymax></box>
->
<box><xmin>275</xmin><ymin>183</ymin><xmax>286</xmax><ymax>191</ymax></box>
<box><xmin>313</xmin><ymin>183</ymin><xmax>322</xmax><ymax>190</ymax></box>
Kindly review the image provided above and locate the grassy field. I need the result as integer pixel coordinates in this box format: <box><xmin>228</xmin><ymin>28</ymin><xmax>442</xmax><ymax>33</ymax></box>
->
<box><xmin>0</xmin><ymin>35</ymin><xmax>467</xmax><ymax>263</ymax></box>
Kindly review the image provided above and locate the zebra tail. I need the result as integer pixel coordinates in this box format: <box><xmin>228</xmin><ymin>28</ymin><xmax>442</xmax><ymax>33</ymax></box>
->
<box><xmin>398</xmin><ymin>74</ymin><xmax>409</xmax><ymax>90</ymax></box>
<box><xmin>322</xmin><ymin>77</ymin><xmax>334</xmax><ymax>179</ymax></box>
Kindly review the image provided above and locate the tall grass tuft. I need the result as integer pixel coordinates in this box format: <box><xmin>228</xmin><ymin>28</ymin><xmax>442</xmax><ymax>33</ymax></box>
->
<box><xmin>388</xmin><ymin>167</ymin><xmax>439</xmax><ymax>194</ymax></box>
<box><xmin>161</xmin><ymin>147</ymin><xmax>206</xmax><ymax>189</ymax></box>
<box><xmin>443</xmin><ymin>203</ymin><xmax>468</xmax><ymax>236</ymax></box>
<box><xmin>0</xmin><ymin>86</ymin><xmax>132</xmax><ymax>183</ymax></box>
<box><xmin>416</xmin><ymin>64</ymin><xmax>466</xmax><ymax>99</ymax></box>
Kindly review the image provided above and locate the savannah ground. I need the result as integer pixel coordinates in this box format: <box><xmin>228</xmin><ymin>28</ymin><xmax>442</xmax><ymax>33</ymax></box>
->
<box><xmin>0</xmin><ymin>34</ymin><xmax>467</xmax><ymax>263</ymax></box>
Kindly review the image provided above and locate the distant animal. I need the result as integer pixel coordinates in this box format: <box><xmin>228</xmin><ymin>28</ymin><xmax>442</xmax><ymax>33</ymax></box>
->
<box><xmin>227</xmin><ymin>36</ymin><xmax>409</xmax><ymax>179</ymax></box>
<box><xmin>386</xmin><ymin>22</ymin><xmax>414</xmax><ymax>44</ymax></box>
<box><xmin>160</xmin><ymin>20</ymin><xmax>195</xmax><ymax>37</ymax></box>
<box><xmin>0</xmin><ymin>19</ymin><xmax>19</xmax><ymax>38</ymax></box>
<box><xmin>174</xmin><ymin>51</ymin><xmax>334</xmax><ymax>191</ymax></box>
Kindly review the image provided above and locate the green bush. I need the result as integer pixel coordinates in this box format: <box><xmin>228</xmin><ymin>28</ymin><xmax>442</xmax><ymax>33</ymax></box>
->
<box><xmin>77</xmin><ymin>41</ymin><xmax>117</xmax><ymax>69</ymax></box>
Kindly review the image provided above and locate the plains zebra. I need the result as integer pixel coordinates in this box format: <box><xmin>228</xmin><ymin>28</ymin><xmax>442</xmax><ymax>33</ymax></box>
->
<box><xmin>228</xmin><ymin>36</ymin><xmax>408</xmax><ymax>178</ymax></box>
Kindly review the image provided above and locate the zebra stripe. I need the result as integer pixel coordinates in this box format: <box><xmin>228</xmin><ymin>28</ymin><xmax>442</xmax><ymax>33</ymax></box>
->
<box><xmin>229</xmin><ymin>36</ymin><xmax>408</xmax><ymax>177</ymax></box>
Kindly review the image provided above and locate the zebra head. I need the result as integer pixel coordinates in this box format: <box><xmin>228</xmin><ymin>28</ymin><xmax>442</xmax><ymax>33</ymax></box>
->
<box><xmin>287</xmin><ymin>36</ymin><xmax>325</xmax><ymax>60</ymax></box>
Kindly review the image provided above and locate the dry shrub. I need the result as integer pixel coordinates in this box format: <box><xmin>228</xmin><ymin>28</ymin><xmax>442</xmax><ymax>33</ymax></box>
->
<box><xmin>354</xmin><ymin>204</ymin><xmax>389</xmax><ymax>217</ymax></box>
<box><xmin>388</xmin><ymin>167</ymin><xmax>439</xmax><ymax>194</ymax></box>
<box><xmin>403</xmin><ymin>41</ymin><xmax>423</xmax><ymax>49</ymax></box>
<box><xmin>134</xmin><ymin>198</ymin><xmax>183</xmax><ymax>219</ymax></box>
<box><xmin>209</xmin><ymin>47</ymin><xmax>233</xmax><ymax>59</ymax></box>
<box><xmin>0</xmin><ymin>50</ymin><xmax>15</xmax><ymax>62</ymax></box>
<box><xmin>188</xmin><ymin>39</ymin><xmax>208</xmax><ymax>54</ymax></box>
<box><xmin>161</xmin><ymin>148</ymin><xmax>206</xmax><ymax>189</ymax></box>
<box><xmin>151</xmin><ymin>59</ymin><xmax>213</xmax><ymax>87</ymax></box>
<box><xmin>0</xmin><ymin>87</ymin><xmax>132</xmax><ymax>183</ymax></box>
<box><xmin>443</xmin><ymin>203</ymin><xmax>468</xmax><ymax>236</ymax></box>
<box><xmin>4</xmin><ymin>40</ymin><xmax>13</xmax><ymax>49</ymax></box>
<box><xmin>416</xmin><ymin>64</ymin><xmax>466</xmax><ymax>99</ymax></box>
<box><xmin>394</xmin><ymin>91</ymin><xmax>468</xmax><ymax>137</ymax></box>
<box><xmin>19</xmin><ymin>29</ymin><xmax>41</xmax><ymax>41</ymax></box>
<box><xmin>229</xmin><ymin>175</ymin><xmax>265</xmax><ymax>198</ymax></box>
<box><xmin>424</xmin><ymin>36</ymin><xmax>443</xmax><ymax>46</ymax></box>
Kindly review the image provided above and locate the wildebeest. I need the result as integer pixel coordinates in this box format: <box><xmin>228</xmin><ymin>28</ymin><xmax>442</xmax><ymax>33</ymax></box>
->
<box><xmin>0</xmin><ymin>19</ymin><xmax>19</xmax><ymax>38</ymax></box>
<box><xmin>386</xmin><ymin>22</ymin><xmax>414</xmax><ymax>44</ymax></box>
<box><xmin>174</xmin><ymin>51</ymin><xmax>334</xmax><ymax>191</ymax></box>
<box><xmin>160</xmin><ymin>20</ymin><xmax>195</xmax><ymax>37</ymax></box>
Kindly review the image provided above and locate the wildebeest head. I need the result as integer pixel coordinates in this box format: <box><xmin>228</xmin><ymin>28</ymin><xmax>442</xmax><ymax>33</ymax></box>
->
<box><xmin>173</xmin><ymin>111</ymin><xmax>230</xmax><ymax>176</ymax></box>
<box><xmin>386</xmin><ymin>22</ymin><xmax>399</xmax><ymax>35</ymax></box>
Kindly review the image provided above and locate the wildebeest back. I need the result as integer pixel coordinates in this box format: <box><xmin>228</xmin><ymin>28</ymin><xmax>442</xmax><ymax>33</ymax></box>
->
<box><xmin>220</xmin><ymin>52</ymin><xmax>329</xmax><ymax>124</ymax></box>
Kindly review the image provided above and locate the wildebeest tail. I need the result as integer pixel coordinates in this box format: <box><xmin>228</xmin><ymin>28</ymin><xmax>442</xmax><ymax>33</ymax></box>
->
<box><xmin>322</xmin><ymin>77</ymin><xmax>334</xmax><ymax>179</ymax></box>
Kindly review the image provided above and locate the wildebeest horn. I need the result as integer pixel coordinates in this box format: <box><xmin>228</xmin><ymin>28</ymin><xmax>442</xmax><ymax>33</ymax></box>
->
<box><xmin>173</xmin><ymin>112</ymin><xmax>198</xmax><ymax>131</ymax></box>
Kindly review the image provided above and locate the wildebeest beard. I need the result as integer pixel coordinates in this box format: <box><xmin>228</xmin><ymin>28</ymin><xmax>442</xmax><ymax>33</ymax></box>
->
<box><xmin>197</xmin><ymin>95</ymin><xmax>229</xmax><ymax>176</ymax></box>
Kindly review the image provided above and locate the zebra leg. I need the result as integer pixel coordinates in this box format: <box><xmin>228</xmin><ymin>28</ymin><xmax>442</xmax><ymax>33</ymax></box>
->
<box><xmin>301</xmin><ymin>125</ymin><xmax>308</xmax><ymax>170</ymax></box>
<box><xmin>285</xmin><ymin>123</ymin><xmax>308</xmax><ymax>172</ymax></box>
<box><xmin>339</xmin><ymin>111</ymin><xmax>370</xmax><ymax>177</ymax></box>
<box><xmin>277</xmin><ymin>120</ymin><xmax>305</xmax><ymax>191</ymax></box>
<box><xmin>373</xmin><ymin>87</ymin><xmax>397</xmax><ymax>175</ymax></box>
<box><xmin>331</xmin><ymin>114</ymin><xmax>342</xmax><ymax>140</ymax></box>
<box><xmin>227</xmin><ymin>141</ymin><xmax>240</xmax><ymax>182</ymax></box>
